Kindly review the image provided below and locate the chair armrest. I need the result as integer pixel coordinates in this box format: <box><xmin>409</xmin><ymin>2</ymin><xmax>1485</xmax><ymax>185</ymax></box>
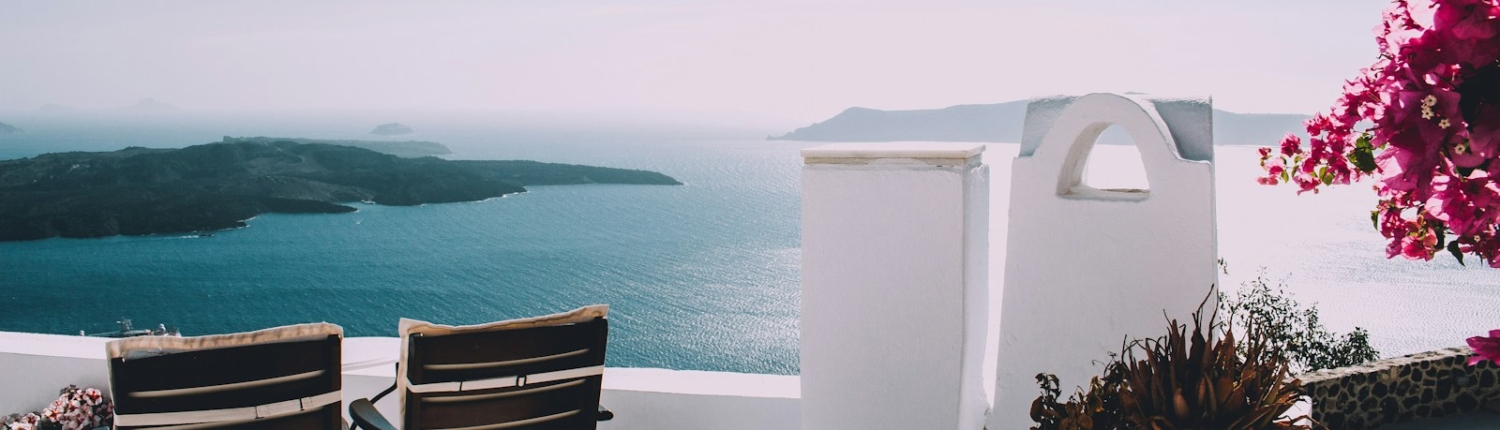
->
<box><xmin>597</xmin><ymin>404</ymin><xmax>615</xmax><ymax>421</ymax></box>
<box><xmin>349</xmin><ymin>398</ymin><xmax>399</xmax><ymax>430</ymax></box>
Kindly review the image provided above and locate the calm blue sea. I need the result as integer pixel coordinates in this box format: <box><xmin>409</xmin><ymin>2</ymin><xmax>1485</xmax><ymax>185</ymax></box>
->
<box><xmin>0</xmin><ymin>112</ymin><xmax>1495</xmax><ymax>375</ymax></box>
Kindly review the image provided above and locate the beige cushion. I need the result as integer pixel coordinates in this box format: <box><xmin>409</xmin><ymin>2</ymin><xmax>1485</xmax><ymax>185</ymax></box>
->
<box><xmin>396</xmin><ymin>305</ymin><xmax>608</xmax><ymax>422</ymax></box>
<box><xmin>106</xmin><ymin>322</ymin><xmax>344</xmax><ymax>360</ymax></box>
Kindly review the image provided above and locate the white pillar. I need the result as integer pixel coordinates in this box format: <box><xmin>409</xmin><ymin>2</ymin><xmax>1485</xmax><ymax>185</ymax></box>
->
<box><xmin>800</xmin><ymin>143</ymin><xmax>990</xmax><ymax>430</ymax></box>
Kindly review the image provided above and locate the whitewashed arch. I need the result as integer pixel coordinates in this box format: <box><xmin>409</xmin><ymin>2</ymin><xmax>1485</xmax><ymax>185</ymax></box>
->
<box><xmin>989</xmin><ymin>93</ymin><xmax>1219</xmax><ymax>429</ymax></box>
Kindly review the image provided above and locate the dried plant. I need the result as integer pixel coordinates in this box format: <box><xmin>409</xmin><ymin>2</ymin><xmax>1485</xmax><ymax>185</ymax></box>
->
<box><xmin>1030</xmin><ymin>359</ymin><xmax>1128</xmax><ymax>430</ymax></box>
<box><xmin>1117</xmin><ymin>297</ymin><xmax>1312</xmax><ymax>430</ymax></box>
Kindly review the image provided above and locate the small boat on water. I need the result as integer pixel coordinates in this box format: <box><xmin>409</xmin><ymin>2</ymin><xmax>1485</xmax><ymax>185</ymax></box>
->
<box><xmin>81</xmin><ymin>319</ymin><xmax>180</xmax><ymax>338</ymax></box>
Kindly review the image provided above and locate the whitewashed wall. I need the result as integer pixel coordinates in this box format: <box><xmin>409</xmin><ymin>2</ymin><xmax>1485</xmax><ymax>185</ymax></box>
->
<box><xmin>990</xmin><ymin>94</ymin><xmax>1219</xmax><ymax>429</ymax></box>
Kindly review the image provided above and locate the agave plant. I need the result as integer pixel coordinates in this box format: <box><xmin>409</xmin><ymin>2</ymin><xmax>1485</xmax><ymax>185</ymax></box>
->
<box><xmin>1117</xmin><ymin>306</ymin><xmax>1312</xmax><ymax>430</ymax></box>
<box><xmin>1030</xmin><ymin>290</ymin><xmax>1317</xmax><ymax>430</ymax></box>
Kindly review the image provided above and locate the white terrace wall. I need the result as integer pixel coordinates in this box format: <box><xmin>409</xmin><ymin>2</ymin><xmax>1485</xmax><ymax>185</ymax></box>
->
<box><xmin>990</xmin><ymin>94</ymin><xmax>1220</xmax><ymax>429</ymax></box>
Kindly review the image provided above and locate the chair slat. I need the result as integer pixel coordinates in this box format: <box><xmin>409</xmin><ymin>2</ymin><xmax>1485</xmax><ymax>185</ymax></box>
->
<box><xmin>110</xmin><ymin>335</ymin><xmax>342</xmax><ymax>430</ymax></box>
<box><xmin>404</xmin><ymin>317</ymin><xmax>608</xmax><ymax>430</ymax></box>
<box><xmin>415</xmin><ymin>379</ymin><xmax>598</xmax><ymax>430</ymax></box>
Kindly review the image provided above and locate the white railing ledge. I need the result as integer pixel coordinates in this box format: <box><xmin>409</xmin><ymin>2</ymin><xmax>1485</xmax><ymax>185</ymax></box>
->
<box><xmin>0</xmin><ymin>331</ymin><xmax>109</xmax><ymax>359</ymax></box>
<box><xmin>801</xmin><ymin>142</ymin><xmax>986</xmax><ymax>165</ymax></box>
<box><xmin>603</xmin><ymin>368</ymin><xmax>798</xmax><ymax>398</ymax></box>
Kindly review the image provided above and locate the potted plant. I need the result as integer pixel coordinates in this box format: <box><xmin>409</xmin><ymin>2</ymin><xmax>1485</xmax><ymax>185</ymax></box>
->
<box><xmin>3</xmin><ymin>386</ymin><xmax>113</xmax><ymax>430</ymax></box>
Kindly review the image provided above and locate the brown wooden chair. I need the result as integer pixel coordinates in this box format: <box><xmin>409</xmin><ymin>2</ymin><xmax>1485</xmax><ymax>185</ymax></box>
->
<box><xmin>349</xmin><ymin>305</ymin><xmax>613</xmax><ymax>430</ymax></box>
<box><xmin>106</xmin><ymin>323</ymin><xmax>345</xmax><ymax>430</ymax></box>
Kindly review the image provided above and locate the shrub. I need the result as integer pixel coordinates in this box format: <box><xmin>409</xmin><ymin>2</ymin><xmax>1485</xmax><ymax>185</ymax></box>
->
<box><xmin>1220</xmin><ymin>269</ymin><xmax>1380</xmax><ymax>373</ymax></box>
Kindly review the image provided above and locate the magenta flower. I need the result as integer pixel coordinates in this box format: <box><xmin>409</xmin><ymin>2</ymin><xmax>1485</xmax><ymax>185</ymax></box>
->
<box><xmin>1467</xmin><ymin>329</ymin><xmax>1500</xmax><ymax>365</ymax></box>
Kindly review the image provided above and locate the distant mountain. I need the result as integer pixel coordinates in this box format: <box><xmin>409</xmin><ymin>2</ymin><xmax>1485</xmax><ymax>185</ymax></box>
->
<box><xmin>370</xmin><ymin>123</ymin><xmax>414</xmax><ymax>136</ymax></box>
<box><xmin>0</xmin><ymin>141</ymin><xmax>681</xmax><ymax>241</ymax></box>
<box><xmin>37</xmin><ymin>103</ymin><xmax>73</xmax><ymax>113</ymax></box>
<box><xmin>222</xmin><ymin>136</ymin><xmax>452</xmax><ymax>158</ymax></box>
<box><xmin>771</xmin><ymin>99</ymin><xmax>1310</xmax><ymax>146</ymax></box>
<box><xmin>0</xmin><ymin>122</ymin><xmax>20</xmax><ymax>134</ymax></box>
<box><xmin>125</xmin><ymin>98</ymin><xmax>179</xmax><ymax>112</ymax></box>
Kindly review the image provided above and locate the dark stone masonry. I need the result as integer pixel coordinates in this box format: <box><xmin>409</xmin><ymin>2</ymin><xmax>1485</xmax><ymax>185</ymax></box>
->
<box><xmin>1300</xmin><ymin>346</ymin><xmax>1500</xmax><ymax>429</ymax></box>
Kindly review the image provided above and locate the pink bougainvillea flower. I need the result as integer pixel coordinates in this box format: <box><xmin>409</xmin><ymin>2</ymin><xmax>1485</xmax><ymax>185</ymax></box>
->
<box><xmin>1467</xmin><ymin>329</ymin><xmax>1500</xmax><ymax>365</ymax></box>
<box><xmin>1469</xmin><ymin>107</ymin><xmax>1500</xmax><ymax>157</ymax></box>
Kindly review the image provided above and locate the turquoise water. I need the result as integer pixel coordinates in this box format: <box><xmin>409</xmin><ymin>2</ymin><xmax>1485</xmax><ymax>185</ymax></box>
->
<box><xmin>0</xmin><ymin>113</ymin><xmax>803</xmax><ymax>374</ymax></box>
<box><xmin>0</xmin><ymin>113</ymin><xmax>1497</xmax><ymax>375</ymax></box>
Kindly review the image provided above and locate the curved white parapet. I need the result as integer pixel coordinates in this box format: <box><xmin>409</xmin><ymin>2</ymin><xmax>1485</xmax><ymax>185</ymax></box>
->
<box><xmin>989</xmin><ymin>93</ymin><xmax>1219</xmax><ymax>429</ymax></box>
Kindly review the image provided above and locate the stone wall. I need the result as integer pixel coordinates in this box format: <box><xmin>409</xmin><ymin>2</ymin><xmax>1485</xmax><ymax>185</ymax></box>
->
<box><xmin>1300</xmin><ymin>346</ymin><xmax>1500</xmax><ymax>429</ymax></box>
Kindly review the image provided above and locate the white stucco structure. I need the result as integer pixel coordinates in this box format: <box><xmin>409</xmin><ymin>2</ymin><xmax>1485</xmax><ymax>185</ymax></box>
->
<box><xmin>801</xmin><ymin>143</ymin><xmax>990</xmax><ymax>430</ymax></box>
<box><xmin>989</xmin><ymin>94</ymin><xmax>1219</xmax><ymax>429</ymax></box>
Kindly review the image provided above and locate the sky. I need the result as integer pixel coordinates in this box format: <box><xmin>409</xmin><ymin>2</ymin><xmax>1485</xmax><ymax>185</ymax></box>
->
<box><xmin>0</xmin><ymin>0</ymin><xmax>1389</xmax><ymax>124</ymax></box>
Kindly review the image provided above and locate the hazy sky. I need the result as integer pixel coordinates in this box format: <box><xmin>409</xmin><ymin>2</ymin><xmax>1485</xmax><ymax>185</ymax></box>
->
<box><xmin>0</xmin><ymin>0</ymin><xmax>1387</xmax><ymax>123</ymax></box>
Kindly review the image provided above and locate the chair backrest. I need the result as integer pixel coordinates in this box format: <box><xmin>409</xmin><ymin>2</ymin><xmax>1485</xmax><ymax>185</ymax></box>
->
<box><xmin>397</xmin><ymin>306</ymin><xmax>608</xmax><ymax>430</ymax></box>
<box><xmin>107</xmin><ymin>323</ymin><xmax>344</xmax><ymax>430</ymax></box>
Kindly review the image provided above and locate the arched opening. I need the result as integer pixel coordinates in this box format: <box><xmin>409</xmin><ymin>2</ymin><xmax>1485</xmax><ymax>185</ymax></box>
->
<box><xmin>1079</xmin><ymin>124</ymin><xmax>1151</xmax><ymax>193</ymax></box>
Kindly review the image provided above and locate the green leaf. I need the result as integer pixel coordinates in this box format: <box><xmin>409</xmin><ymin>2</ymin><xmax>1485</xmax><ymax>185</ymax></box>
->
<box><xmin>1434</xmin><ymin>227</ymin><xmax>1446</xmax><ymax>250</ymax></box>
<box><xmin>1370</xmin><ymin>210</ymin><xmax>1379</xmax><ymax>231</ymax></box>
<box><xmin>1351</xmin><ymin>146</ymin><xmax>1378</xmax><ymax>173</ymax></box>
<box><xmin>1448</xmin><ymin>241</ymin><xmax>1465</xmax><ymax>266</ymax></box>
<box><xmin>1356</xmin><ymin>133</ymin><xmax>1373</xmax><ymax>150</ymax></box>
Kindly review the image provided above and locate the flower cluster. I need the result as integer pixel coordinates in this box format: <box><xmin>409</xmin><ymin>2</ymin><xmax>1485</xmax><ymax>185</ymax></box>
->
<box><xmin>1</xmin><ymin>413</ymin><xmax>40</xmax><ymax>430</ymax></box>
<box><xmin>39</xmin><ymin>386</ymin><xmax>112</xmax><ymax>430</ymax></box>
<box><xmin>1259</xmin><ymin>0</ymin><xmax>1500</xmax><ymax>267</ymax></box>
<box><xmin>1470</xmin><ymin>329</ymin><xmax>1500</xmax><ymax>365</ymax></box>
<box><xmin>2</xmin><ymin>386</ymin><xmax>113</xmax><ymax>430</ymax></box>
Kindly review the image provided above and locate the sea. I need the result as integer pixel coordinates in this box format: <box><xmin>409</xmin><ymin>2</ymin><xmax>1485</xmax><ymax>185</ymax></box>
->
<box><xmin>0</xmin><ymin>112</ymin><xmax>1495</xmax><ymax>376</ymax></box>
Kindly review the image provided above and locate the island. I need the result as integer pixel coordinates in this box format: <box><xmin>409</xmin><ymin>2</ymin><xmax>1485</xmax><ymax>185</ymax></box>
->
<box><xmin>0</xmin><ymin>122</ymin><xmax>21</xmax><ymax>134</ymax></box>
<box><xmin>222</xmin><ymin>136</ymin><xmax>452</xmax><ymax>158</ymax></box>
<box><xmin>0</xmin><ymin>141</ymin><xmax>681</xmax><ymax>242</ymax></box>
<box><xmin>770</xmin><ymin>98</ymin><xmax>1311</xmax><ymax>146</ymax></box>
<box><xmin>126</xmin><ymin>98</ymin><xmax>179</xmax><ymax>112</ymax></box>
<box><xmin>38</xmin><ymin>103</ymin><xmax>73</xmax><ymax>113</ymax></box>
<box><xmin>370</xmin><ymin>123</ymin><xmax>414</xmax><ymax>136</ymax></box>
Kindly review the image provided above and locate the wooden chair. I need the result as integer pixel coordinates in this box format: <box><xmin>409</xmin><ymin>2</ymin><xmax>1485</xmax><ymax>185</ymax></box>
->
<box><xmin>349</xmin><ymin>305</ymin><xmax>613</xmax><ymax>430</ymax></box>
<box><xmin>106</xmin><ymin>323</ymin><xmax>345</xmax><ymax>430</ymax></box>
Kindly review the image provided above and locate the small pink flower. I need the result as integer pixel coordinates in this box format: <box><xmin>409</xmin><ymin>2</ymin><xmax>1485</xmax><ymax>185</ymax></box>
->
<box><xmin>1467</xmin><ymin>329</ymin><xmax>1500</xmax><ymax>365</ymax></box>
<box><xmin>1281</xmin><ymin>133</ymin><xmax>1304</xmax><ymax>157</ymax></box>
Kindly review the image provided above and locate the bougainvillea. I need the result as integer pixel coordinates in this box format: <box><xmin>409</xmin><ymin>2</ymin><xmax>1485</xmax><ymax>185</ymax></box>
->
<box><xmin>1469</xmin><ymin>329</ymin><xmax>1500</xmax><ymax>365</ymax></box>
<box><xmin>1259</xmin><ymin>0</ymin><xmax>1500</xmax><ymax>267</ymax></box>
